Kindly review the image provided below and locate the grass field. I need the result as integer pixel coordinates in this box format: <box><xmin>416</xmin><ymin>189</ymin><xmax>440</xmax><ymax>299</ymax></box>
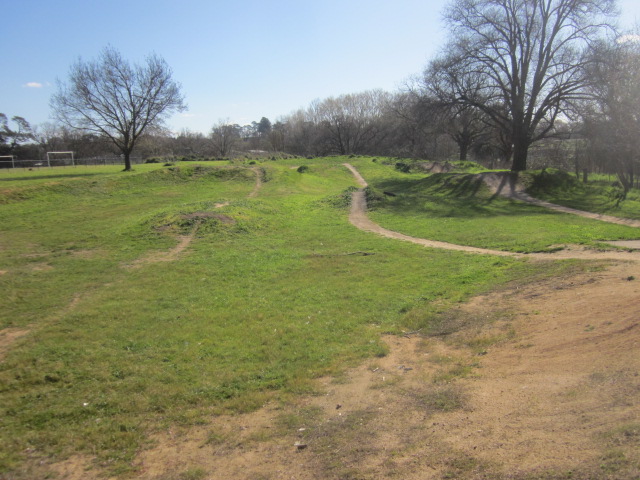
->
<box><xmin>0</xmin><ymin>157</ymin><xmax>637</xmax><ymax>476</ymax></box>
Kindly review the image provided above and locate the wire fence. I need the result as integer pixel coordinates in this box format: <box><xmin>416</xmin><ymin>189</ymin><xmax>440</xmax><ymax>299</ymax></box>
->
<box><xmin>0</xmin><ymin>156</ymin><xmax>144</xmax><ymax>169</ymax></box>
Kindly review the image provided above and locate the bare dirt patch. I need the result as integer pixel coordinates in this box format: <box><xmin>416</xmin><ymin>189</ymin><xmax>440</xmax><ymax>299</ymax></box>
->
<box><xmin>249</xmin><ymin>167</ymin><xmax>263</xmax><ymax>198</ymax></box>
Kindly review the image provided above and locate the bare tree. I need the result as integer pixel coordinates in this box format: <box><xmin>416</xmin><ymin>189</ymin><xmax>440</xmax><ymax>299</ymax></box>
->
<box><xmin>310</xmin><ymin>90</ymin><xmax>390</xmax><ymax>155</ymax></box>
<box><xmin>439</xmin><ymin>0</ymin><xmax>616</xmax><ymax>171</ymax></box>
<box><xmin>209</xmin><ymin>120</ymin><xmax>240</xmax><ymax>157</ymax></box>
<box><xmin>582</xmin><ymin>36</ymin><xmax>640</xmax><ymax>194</ymax></box>
<box><xmin>50</xmin><ymin>46</ymin><xmax>186</xmax><ymax>170</ymax></box>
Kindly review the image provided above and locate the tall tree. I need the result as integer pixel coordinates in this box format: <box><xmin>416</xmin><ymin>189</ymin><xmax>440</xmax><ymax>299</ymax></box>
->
<box><xmin>582</xmin><ymin>36</ymin><xmax>640</xmax><ymax>194</ymax></box>
<box><xmin>50</xmin><ymin>46</ymin><xmax>186</xmax><ymax>170</ymax></box>
<box><xmin>257</xmin><ymin>117</ymin><xmax>272</xmax><ymax>137</ymax></box>
<box><xmin>0</xmin><ymin>114</ymin><xmax>34</xmax><ymax>154</ymax></box>
<box><xmin>210</xmin><ymin>120</ymin><xmax>240</xmax><ymax>157</ymax></box>
<box><xmin>440</xmin><ymin>0</ymin><xmax>616</xmax><ymax>171</ymax></box>
<box><xmin>310</xmin><ymin>90</ymin><xmax>390</xmax><ymax>155</ymax></box>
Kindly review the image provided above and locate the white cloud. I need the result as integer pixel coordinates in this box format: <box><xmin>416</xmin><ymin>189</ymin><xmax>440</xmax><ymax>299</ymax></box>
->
<box><xmin>23</xmin><ymin>82</ymin><xmax>44</xmax><ymax>88</ymax></box>
<box><xmin>617</xmin><ymin>34</ymin><xmax>640</xmax><ymax>44</ymax></box>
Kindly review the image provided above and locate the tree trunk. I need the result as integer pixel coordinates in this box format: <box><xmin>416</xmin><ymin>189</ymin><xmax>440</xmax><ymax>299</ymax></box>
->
<box><xmin>123</xmin><ymin>152</ymin><xmax>132</xmax><ymax>171</ymax></box>
<box><xmin>458</xmin><ymin>140</ymin><xmax>469</xmax><ymax>161</ymax></box>
<box><xmin>511</xmin><ymin>135</ymin><xmax>529</xmax><ymax>172</ymax></box>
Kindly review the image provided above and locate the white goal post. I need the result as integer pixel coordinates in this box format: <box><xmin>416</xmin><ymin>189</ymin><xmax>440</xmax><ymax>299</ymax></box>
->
<box><xmin>0</xmin><ymin>155</ymin><xmax>16</xmax><ymax>168</ymax></box>
<box><xmin>46</xmin><ymin>151</ymin><xmax>75</xmax><ymax>167</ymax></box>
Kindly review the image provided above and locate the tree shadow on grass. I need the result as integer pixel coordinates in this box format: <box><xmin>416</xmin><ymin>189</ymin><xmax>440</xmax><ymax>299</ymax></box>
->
<box><xmin>370</xmin><ymin>174</ymin><xmax>563</xmax><ymax>219</ymax></box>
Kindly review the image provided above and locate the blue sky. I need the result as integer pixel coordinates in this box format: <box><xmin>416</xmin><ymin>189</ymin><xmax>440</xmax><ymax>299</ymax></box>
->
<box><xmin>3</xmin><ymin>0</ymin><xmax>640</xmax><ymax>135</ymax></box>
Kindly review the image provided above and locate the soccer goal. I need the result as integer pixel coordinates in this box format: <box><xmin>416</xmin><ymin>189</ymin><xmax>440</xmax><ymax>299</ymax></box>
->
<box><xmin>46</xmin><ymin>151</ymin><xmax>75</xmax><ymax>167</ymax></box>
<box><xmin>0</xmin><ymin>155</ymin><xmax>16</xmax><ymax>168</ymax></box>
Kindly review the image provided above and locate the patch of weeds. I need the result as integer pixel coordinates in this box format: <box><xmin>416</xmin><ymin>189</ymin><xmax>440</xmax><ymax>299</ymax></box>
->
<box><xmin>203</xmin><ymin>429</ymin><xmax>230</xmax><ymax>447</ymax></box>
<box><xmin>370</xmin><ymin>372</ymin><xmax>402</xmax><ymax>389</ymax></box>
<box><xmin>432</xmin><ymin>363</ymin><xmax>475</xmax><ymax>383</ymax></box>
<box><xmin>443</xmin><ymin>454</ymin><xmax>480</xmax><ymax>478</ymax></box>
<box><xmin>274</xmin><ymin>406</ymin><xmax>323</xmax><ymax>433</ymax></box>
<box><xmin>427</xmin><ymin>354</ymin><xmax>456</xmax><ymax>365</ymax></box>
<box><xmin>296</xmin><ymin>165</ymin><xmax>309</xmax><ymax>173</ymax></box>
<box><xmin>412</xmin><ymin>385</ymin><xmax>467</xmax><ymax>412</ymax></box>
<box><xmin>364</xmin><ymin>186</ymin><xmax>386</xmax><ymax>209</ymax></box>
<box><xmin>178</xmin><ymin>467</ymin><xmax>209</xmax><ymax>480</ymax></box>
<box><xmin>317</xmin><ymin>185</ymin><xmax>359</xmax><ymax>209</ymax></box>
<box><xmin>603</xmin><ymin>423</ymin><xmax>640</xmax><ymax>446</ymax></box>
<box><xmin>462</xmin><ymin>325</ymin><xmax>516</xmax><ymax>354</ymax></box>
<box><xmin>599</xmin><ymin>448</ymin><xmax>629</xmax><ymax>474</ymax></box>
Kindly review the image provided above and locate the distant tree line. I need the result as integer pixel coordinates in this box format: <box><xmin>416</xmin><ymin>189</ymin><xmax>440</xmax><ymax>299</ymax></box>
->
<box><xmin>7</xmin><ymin>0</ymin><xmax>640</xmax><ymax>190</ymax></box>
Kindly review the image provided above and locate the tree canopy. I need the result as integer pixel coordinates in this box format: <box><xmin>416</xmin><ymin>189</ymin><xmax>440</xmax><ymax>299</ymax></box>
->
<box><xmin>50</xmin><ymin>46</ymin><xmax>186</xmax><ymax>170</ymax></box>
<box><xmin>431</xmin><ymin>0</ymin><xmax>617</xmax><ymax>171</ymax></box>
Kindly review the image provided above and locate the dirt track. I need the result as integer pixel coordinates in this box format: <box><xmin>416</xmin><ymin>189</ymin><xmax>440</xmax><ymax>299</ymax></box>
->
<box><xmin>344</xmin><ymin>163</ymin><xmax>640</xmax><ymax>262</ymax></box>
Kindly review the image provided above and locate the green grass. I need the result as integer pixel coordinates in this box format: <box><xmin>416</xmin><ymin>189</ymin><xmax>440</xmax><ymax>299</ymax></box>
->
<box><xmin>521</xmin><ymin>169</ymin><xmax>640</xmax><ymax>220</ymax></box>
<box><xmin>0</xmin><ymin>157</ymin><xmax>621</xmax><ymax>476</ymax></box>
<box><xmin>350</xmin><ymin>159</ymin><xmax>640</xmax><ymax>253</ymax></box>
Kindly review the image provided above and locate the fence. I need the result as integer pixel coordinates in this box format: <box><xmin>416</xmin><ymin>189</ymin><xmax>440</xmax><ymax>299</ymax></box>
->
<box><xmin>0</xmin><ymin>156</ymin><xmax>144</xmax><ymax>169</ymax></box>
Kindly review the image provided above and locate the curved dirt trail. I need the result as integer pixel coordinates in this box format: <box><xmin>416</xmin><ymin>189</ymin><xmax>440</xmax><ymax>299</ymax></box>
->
<box><xmin>344</xmin><ymin>163</ymin><xmax>640</xmax><ymax>262</ymax></box>
<box><xmin>481</xmin><ymin>171</ymin><xmax>640</xmax><ymax>228</ymax></box>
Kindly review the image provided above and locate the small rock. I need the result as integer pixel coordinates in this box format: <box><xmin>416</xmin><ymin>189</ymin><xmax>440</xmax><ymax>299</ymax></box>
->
<box><xmin>294</xmin><ymin>442</ymin><xmax>307</xmax><ymax>450</ymax></box>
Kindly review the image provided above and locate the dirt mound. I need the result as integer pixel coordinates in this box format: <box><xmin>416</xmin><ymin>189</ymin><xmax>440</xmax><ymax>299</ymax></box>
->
<box><xmin>180</xmin><ymin>212</ymin><xmax>235</xmax><ymax>224</ymax></box>
<box><xmin>414</xmin><ymin>161</ymin><xmax>456</xmax><ymax>174</ymax></box>
<box><xmin>477</xmin><ymin>171</ymin><xmax>525</xmax><ymax>195</ymax></box>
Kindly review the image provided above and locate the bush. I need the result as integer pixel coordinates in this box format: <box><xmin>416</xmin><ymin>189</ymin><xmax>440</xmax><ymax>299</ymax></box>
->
<box><xmin>524</xmin><ymin>168</ymin><xmax>578</xmax><ymax>194</ymax></box>
<box><xmin>395</xmin><ymin>162</ymin><xmax>411</xmax><ymax>173</ymax></box>
<box><xmin>297</xmin><ymin>165</ymin><xmax>309</xmax><ymax>173</ymax></box>
<box><xmin>145</xmin><ymin>158</ymin><xmax>161</xmax><ymax>164</ymax></box>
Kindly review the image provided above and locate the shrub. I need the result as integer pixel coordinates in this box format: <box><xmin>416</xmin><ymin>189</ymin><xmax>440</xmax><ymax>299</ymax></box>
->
<box><xmin>297</xmin><ymin>165</ymin><xmax>309</xmax><ymax>173</ymax></box>
<box><xmin>395</xmin><ymin>162</ymin><xmax>411</xmax><ymax>173</ymax></box>
<box><xmin>145</xmin><ymin>158</ymin><xmax>160</xmax><ymax>164</ymax></box>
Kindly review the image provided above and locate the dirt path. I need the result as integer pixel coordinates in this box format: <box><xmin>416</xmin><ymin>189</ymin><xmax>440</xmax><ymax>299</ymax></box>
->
<box><xmin>344</xmin><ymin>163</ymin><xmax>640</xmax><ymax>262</ymax></box>
<box><xmin>481</xmin><ymin>171</ymin><xmax>640</xmax><ymax>228</ymax></box>
<box><xmin>249</xmin><ymin>167</ymin><xmax>263</xmax><ymax>198</ymax></box>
